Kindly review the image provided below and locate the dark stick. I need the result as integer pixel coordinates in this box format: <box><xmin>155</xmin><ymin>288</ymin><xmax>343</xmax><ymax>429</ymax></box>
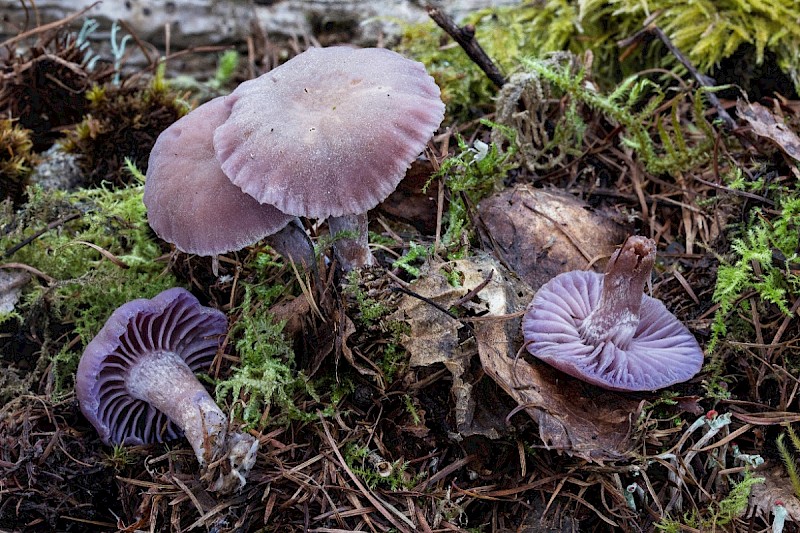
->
<box><xmin>618</xmin><ymin>23</ymin><xmax>736</xmax><ymax>131</ymax></box>
<box><xmin>426</xmin><ymin>5</ymin><xmax>506</xmax><ymax>88</ymax></box>
<box><xmin>4</xmin><ymin>212</ymin><xmax>80</xmax><ymax>257</ymax></box>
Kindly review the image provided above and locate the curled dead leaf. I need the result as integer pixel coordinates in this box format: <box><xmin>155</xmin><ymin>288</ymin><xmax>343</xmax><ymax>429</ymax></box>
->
<box><xmin>737</xmin><ymin>99</ymin><xmax>800</xmax><ymax>162</ymax></box>
<box><xmin>478</xmin><ymin>185</ymin><xmax>629</xmax><ymax>291</ymax></box>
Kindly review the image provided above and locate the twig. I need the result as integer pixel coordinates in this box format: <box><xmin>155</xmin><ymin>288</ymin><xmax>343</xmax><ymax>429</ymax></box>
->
<box><xmin>0</xmin><ymin>1</ymin><xmax>102</xmax><ymax>50</ymax></box>
<box><xmin>4</xmin><ymin>212</ymin><xmax>80</xmax><ymax>258</ymax></box>
<box><xmin>318</xmin><ymin>414</ymin><xmax>412</xmax><ymax>533</ymax></box>
<box><xmin>426</xmin><ymin>5</ymin><xmax>506</xmax><ymax>88</ymax></box>
<box><xmin>618</xmin><ymin>22</ymin><xmax>735</xmax><ymax>130</ymax></box>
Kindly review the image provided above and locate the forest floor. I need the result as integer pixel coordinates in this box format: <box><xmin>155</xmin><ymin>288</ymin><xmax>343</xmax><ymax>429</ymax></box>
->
<box><xmin>2</xmin><ymin>2</ymin><xmax>800</xmax><ymax>532</ymax></box>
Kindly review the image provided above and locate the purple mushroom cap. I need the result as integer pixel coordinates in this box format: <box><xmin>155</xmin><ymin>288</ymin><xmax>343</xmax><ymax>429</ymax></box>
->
<box><xmin>522</xmin><ymin>237</ymin><xmax>703</xmax><ymax>391</ymax></box>
<box><xmin>144</xmin><ymin>96</ymin><xmax>293</xmax><ymax>256</ymax></box>
<box><xmin>76</xmin><ymin>287</ymin><xmax>227</xmax><ymax>445</ymax></box>
<box><xmin>213</xmin><ymin>46</ymin><xmax>446</xmax><ymax>219</ymax></box>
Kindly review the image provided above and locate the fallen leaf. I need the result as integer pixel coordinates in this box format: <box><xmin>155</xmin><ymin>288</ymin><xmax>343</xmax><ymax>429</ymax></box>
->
<box><xmin>0</xmin><ymin>269</ymin><xmax>30</xmax><ymax>314</ymax></box>
<box><xmin>475</xmin><ymin>315</ymin><xmax>637</xmax><ymax>462</ymax></box>
<box><xmin>391</xmin><ymin>252</ymin><xmax>529</xmax><ymax>439</ymax></box>
<box><xmin>748</xmin><ymin>462</ymin><xmax>800</xmax><ymax>522</ymax></box>
<box><xmin>737</xmin><ymin>99</ymin><xmax>800</xmax><ymax>162</ymax></box>
<box><xmin>478</xmin><ymin>185</ymin><xmax>629</xmax><ymax>291</ymax></box>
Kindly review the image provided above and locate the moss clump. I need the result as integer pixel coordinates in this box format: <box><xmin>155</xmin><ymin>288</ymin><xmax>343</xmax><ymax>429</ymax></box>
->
<box><xmin>61</xmin><ymin>67</ymin><xmax>189</xmax><ymax>187</ymax></box>
<box><xmin>516</xmin><ymin>55</ymin><xmax>716</xmax><ymax>176</ymax></box>
<box><xmin>709</xmin><ymin>189</ymin><xmax>800</xmax><ymax>352</ymax></box>
<box><xmin>215</xmin><ymin>283</ymin><xmax>310</xmax><ymax>429</ymax></box>
<box><xmin>431</xmin><ymin>121</ymin><xmax>516</xmax><ymax>252</ymax></box>
<box><xmin>0</xmin><ymin>24</ymin><xmax>110</xmax><ymax>150</ymax></box>
<box><xmin>399</xmin><ymin>1</ymin><xmax>800</xmax><ymax>120</ymax></box>
<box><xmin>579</xmin><ymin>0</ymin><xmax>800</xmax><ymax>92</ymax></box>
<box><xmin>0</xmin><ymin>177</ymin><xmax>179</xmax><ymax>397</ymax></box>
<box><xmin>0</xmin><ymin>119</ymin><xmax>36</xmax><ymax>204</ymax></box>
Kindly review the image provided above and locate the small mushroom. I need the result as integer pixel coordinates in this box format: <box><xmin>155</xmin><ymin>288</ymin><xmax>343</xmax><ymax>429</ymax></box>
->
<box><xmin>522</xmin><ymin>236</ymin><xmax>703</xmax><ymax>391</ymax></box>
<box><xmin>144</xmin><ymin>96</ymin><xmax>315</xmax><ymax>270</ymax></box>
<box><xmin>75</xmin><ymin>287</ymin><xmax>258</xmax><ymax>493</ymax></box>
<box><xmin>213</xmin><ymin>46</ymin><xmax>445</xmax><ymax>270</ymax></box>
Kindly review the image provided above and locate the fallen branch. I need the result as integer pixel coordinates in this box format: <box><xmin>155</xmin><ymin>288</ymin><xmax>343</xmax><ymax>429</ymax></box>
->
<box><xmin>426</xmin><ymin>5</ymin><xmax>506</xmax><ymax>88</ymax></box>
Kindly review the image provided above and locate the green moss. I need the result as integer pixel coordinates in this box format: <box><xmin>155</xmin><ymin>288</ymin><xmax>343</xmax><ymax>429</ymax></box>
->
<box><xmin>1</xmin><ymin>175</ymin><xmax>179</xmax><ymax>397</ymax></box>
<box><xmin>214</xmin><ymin>283</ymin><xmax>310</xmax><ymax>429</ymax></box>
<box><xmin>655</xmin><ymin>471</ymin><xmax>763</xmax><ymax>530</ymax></box>
<box><xmin>345</xmin><ymin>270</ymin><xmax>392</xmax><ymax>326</ymax></box>
<box><xmin>777</xmin><ymin>425</ymin><xmax>800</xmax><ymax>500</ymax></box>
<box><xmin>61</xmin><ymin>64</ymin><xmax>189</xmax><ymax>187</ymax></box>
<box><xmin>399</xmin><ymin>1</ymin><xmax>800</xmax><ymax>121</ymax></box>
<box><xmin>431</xmin><ymin>121</ymin><xmax>516</xmax><ymax>251</ymax></box>
<box><xmin>709</xmin><ymin>190</ymin><xmax>800</xmax><ymax>352</ymax></box>
<box><xmin>0</xmin><ymin>119</ymin><xmax>36</xmax><ymax>204</ymax></box>
<box><xmin>520</xmin><ymin>56</ymin><xmax>716</xmax><ymax>176</ymax></box>
<box><xmin>580</xmin><ymin>0</ymin><xmax>800</xmax><ymax>91</ymax></box>
<box><xmin>343</xmin><ymin>442</ymin><xmax>424</xmax><ymax>491</ymax></box>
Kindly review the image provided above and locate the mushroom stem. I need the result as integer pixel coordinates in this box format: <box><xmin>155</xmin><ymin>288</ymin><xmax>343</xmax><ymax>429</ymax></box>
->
<box><xmin>126</xmin><ymin>349</ymin><xmax>258</xmax><ymax>493</ymax></box>
<box><xmin>578</xmin><ymin>236</ymin><xmax>656</xmax><ymax>347</ymax></box>
<box><xmin>328</xmin><ymin>213</ymin><xmax>376</xmax><ymax>271</ymax></box>
<box><xmin>264</xmin><ymin>218</ymin><xmax>316</xmax><ymax>271</ymax></box>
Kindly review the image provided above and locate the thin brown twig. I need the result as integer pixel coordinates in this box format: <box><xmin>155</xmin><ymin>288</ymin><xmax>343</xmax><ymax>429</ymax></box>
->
<box><xmin>0</xmin><ymin>1</ymin><xmax>101</xmax><ymax>49</ymax></box>
<box><xmin>426</xmin><ymin>5</ymin><xmax>506</xmax><ymax>88</ymax></box>
<box><xmin>617</xmin><ymin>22</ymin><xmax>735</xmax><ymax>131</ymax></box>
<box><xmin>318</xmin><ymin>414</ymin><xmax>412</xmax><ymax>533</ymax></box>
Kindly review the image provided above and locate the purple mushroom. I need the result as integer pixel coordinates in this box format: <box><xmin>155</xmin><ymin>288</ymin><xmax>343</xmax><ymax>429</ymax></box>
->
<box><xmin>144</xmin><ymin>96</ymin><xmax>315</xmax><ymax>272</ymax></box>
<box><xmin>522</xmin><ymin>236</ymin><xmax>703</xmax><ymax>391</ymax></box>
<box><xmin>213</xmin><ymin>46</ymin><xmax>445</xmax><ymax>270</ymax></box>
<box><xmin>75</xmin><ymin>287</ymin><xmax>258</xmax><ymax>493</ymax></box>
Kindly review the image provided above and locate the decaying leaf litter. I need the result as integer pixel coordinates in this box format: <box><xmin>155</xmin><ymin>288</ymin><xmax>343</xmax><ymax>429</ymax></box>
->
<box><xmin>2</xmin><ymin>1</ymin><xmax>800</xmax><ymax>531</ymax></box>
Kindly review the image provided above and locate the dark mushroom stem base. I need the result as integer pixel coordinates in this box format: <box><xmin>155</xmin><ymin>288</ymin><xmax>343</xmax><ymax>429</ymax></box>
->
<box><xmin>578</xmin><ymin>236</ymin><xmax>655</xmax><ymax>347</ymax></box>
<box><xmin>328</xmin><ymin>214</ymin><xmax>376</xmax><ymax>271</ymax></box>
<box><xmin>264</xmin><ymin>217</ymin><xmax>317</xmax><ymax>272</ymax></box>
<box><xmin>127</xmin><ymin>349</ymin><xmax>259</xmax><ymax>493</ymax></box>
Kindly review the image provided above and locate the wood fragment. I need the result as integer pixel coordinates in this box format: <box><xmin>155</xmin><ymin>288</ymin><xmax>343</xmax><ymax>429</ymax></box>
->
<box><xmin>426</xmin><ymin>5</ymin><xmax>506</xmax><ymax>88</ymax></box>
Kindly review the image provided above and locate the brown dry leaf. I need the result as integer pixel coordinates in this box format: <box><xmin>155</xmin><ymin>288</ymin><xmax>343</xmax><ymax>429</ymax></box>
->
<box><xmin>378</xmin><ymin>159</ymin><xmax>440</xmax><ymax>235</ymax></box>
<box><xmin>478</xmin><ymin>185</ymin><xmax>629</xmax><ymax>291</ymax></box>
<box><xmin>475</xmin><ymin>316</ymin><xmax>637</xmax><ymax>462</ymax></box>
<box><xmin>748</xmin><ymin>462</ymin><xmax>800</xmax><ymax>522</ymax></box>
<box><xmin>0</xmin><ymin>269</ymin><xmax>29</xmax><ymax>313</ymax></box>
<box><xmin>391</xmin><ymin>252</ymin><xmax>530</xmax><ymax>439</ymax></box>
<box><xmin>737</xmin><ymin>100</ymin><xmax>800</xmax><ymax>162</ymax></box>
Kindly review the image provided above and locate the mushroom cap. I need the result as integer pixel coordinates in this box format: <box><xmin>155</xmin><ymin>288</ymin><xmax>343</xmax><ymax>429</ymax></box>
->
<box><xmin>522</xmin><ymin>270</ymin><xmax>703</xmax><ymax>391</ymax></box>
<box><xmin>76</xmin><ymin>288</ymin><xmax>227</xmax><ymax>445</ymax></box>
<box><xmin>213</xmin><ymin>46</ymin><xmax>446</xmax><ymax>219</ymax></box>
<box><xmin>144</xmin><ymin>96</ymin><xmax>293</xmax><ymax>256</ymax></box>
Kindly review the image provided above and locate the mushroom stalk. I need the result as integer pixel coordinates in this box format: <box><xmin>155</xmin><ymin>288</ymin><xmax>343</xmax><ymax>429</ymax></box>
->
<box><xmin>578</xmin><ymin>236</ymin><xmax>656</xmax><ymax>347</ymax></box>
<box><xmin>264</xmin><ymin>217</ymin><xmax>317</xmax><ymax>272</ymax></box>
<box><xmin>126</xmin><ymin>349</ymin><xmax>258</xmax><ymax>493</ymax></box>
<box><xmin>328</xmin><ymin>213</ymin><xmax>376</xmax><ymax>271</ymax></box>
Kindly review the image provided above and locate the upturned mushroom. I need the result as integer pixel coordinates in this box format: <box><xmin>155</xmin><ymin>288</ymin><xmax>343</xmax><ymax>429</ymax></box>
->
<box><xmin>144</xmin><ymin>95</ymin><xmax>315</xmax><ymax>271</ymax></box>
<box><xmin>213</xmin><ymin>46</ymin><xmax>445</xmax><ymax>270</ymax></box>
<box><xmin>75</xmin><ymin>287</ymin><xmax>258</xmax><ymax>493</ymax></box>
<box><xmin>522</xmin><ymin>236</ymin><xmax>703</xmax><ymax>391</ymax></box>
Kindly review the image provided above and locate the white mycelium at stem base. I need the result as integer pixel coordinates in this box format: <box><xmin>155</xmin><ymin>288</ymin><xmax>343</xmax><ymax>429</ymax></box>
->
<box><xmin>578</xmin><ymin>237</ymin><xmax>655</xmax><ymax>348</ymax></box>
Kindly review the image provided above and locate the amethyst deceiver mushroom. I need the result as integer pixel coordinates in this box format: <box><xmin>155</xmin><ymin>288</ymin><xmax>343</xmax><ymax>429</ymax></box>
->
<box><xmin>213</xmin><ymin>46</ymin><xmax>445</xmax><ymax>270</ymax></box>
<box><xmin>75</xmin><ymin>287</ymin><xmax>258</xmax><ymax>493</ymax></box>
<box><xmin>144</xmin><ymin>96</ymin><xmax>314</xmax><ymax>270</ymax></box>
<box><xmin>522</xmin><ymin>236</ymin><xmax>703</xmax><ymax>391</ymax></box>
